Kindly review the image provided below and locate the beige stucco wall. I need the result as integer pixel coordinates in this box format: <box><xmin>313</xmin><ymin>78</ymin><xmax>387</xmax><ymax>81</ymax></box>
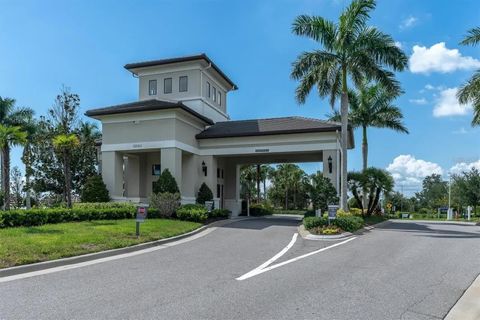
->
<box><xmin>139</xmin><ymin>69</ymin><xmax>201</xmax><ymax>101</ymax></box>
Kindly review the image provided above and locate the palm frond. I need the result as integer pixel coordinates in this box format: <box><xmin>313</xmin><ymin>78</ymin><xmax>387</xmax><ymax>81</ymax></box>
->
<box><xmin>339</xmin><ymin>0</ymin><xmax>376</xmax><ymax>41</ymax></box>
<box><xmin>355</xmin><ymin>27</ymin><xmax>408</xmax><ymax>71</ymax></box>
<box><xmin>292</xmin><ymin>15</ymin><xmax>337</xmax><ymax>50</ymax></box>
<box><xmin>460</xmin><ymin>27</ymin><xmax>480</xmax><ymax>47</ymax></box>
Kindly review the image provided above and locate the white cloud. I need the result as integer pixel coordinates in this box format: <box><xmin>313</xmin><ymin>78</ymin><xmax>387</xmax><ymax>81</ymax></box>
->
<box><xmin>409</xmin><ymin>42</ymin><xmax>480</xmax><ymax>74</ymax></box>
<box><xmin>400</xmin><ymin>16</ymin><xmax>417</xmax><ymax>29</ymax></box>
<box><xmin>425</xmin><ymin>84</ymin><xmax>435</xmax><ymax>90</ymax></box>
<box><xmin>394</xmin><ymin>41</ymin><xmax>403</xmax><ymax>49</ymax></box>
<box><xmin>386</xmin><ymin>155</ymin><xmax>443</xmax><ymax>190</ymax></box>
<box><xmin>409</xmin><ymin>98</ymin><xmax>428</xmax><ymax>105</ymax></box>
<box><xmin>449</xmin><ymin>160</ymin><xmax>480</xmax><ymax>175</ymax></box>
<box><xmin>433</xmin><ymin>87</ymin><xmax>472</xmax><ymax>117</ymax></box>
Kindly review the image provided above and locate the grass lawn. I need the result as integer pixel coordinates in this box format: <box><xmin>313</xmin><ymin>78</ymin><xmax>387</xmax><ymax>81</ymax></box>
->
<box><xmin>0</xmin><ymin>219</ymin><xmax>201</xmax><ymax>269</ymax></box>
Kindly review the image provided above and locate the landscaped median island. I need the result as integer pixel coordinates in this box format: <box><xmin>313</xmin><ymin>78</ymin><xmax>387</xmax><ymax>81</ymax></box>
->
<box><xmin>0</xmin><ymin>202</ymin><xmax>230</xmax><ymax>269</ymax></box>
<box><xmin>302</xmin><ymin>209</ymin><xmax>387</xmax><ymax>236</ymax></box>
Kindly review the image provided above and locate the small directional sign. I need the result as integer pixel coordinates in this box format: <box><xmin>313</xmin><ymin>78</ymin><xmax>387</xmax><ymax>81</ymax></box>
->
<box><xmin>136</xmin><ymin>206</ymin><xmax>147</xmax><ymax>222</ymax></box>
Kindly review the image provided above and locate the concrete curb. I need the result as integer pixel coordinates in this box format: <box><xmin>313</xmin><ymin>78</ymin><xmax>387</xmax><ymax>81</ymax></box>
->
<box><xmin>299</xmin><ymin>219</ymin><xmax>393</xmax><ymax>241</ymax></box>
<box><xmin>392</xmin><ymin>219</ymin><xmax>478</xmax><ymax>226</ymax></box>
<box><xmin>0</xmin><ymin>218</ymin><xmax>245</xmax><ymax>278</ymax></box>
<box><xmin>445</xmin><ymin>274</ymin><xmax>480</xmax><ymax>320</ymax></box>
<box><xmin>298</xmin><ymin>224</ymin><xmax>353</xmax><ymax>241</ymax></box>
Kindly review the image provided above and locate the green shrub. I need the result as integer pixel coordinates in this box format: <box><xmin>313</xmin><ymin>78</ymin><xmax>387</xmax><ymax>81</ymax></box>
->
<box><xmin>336</xmin><ymin>209</ymin><xmax>352</xmax><ymax>217</ymax></box>
<box><xmin>149</xmin><ymin>192</ymin><xmax>180</xmax><ymax>218</ymax></box>
<box><xmin>153</xmin><ymin>169</ymin><xmax>180</xmax><ymax>194</ymax></box>
<box><xmin>303</xmin><ymin>216</ymin><xmax>329</xmax><ymax>229</ymax></box>
<box><xmin>249</xmin><ymin>203</ymin><xmax>274</xmax><ymax>216</ymax></box>
<box><xmin>304</xmin><ymin>210</ymin><xmax>316</xmax><ymax>218</ymax></box>
<box><xmin>303</xmin><ymin>215</ymin><xmax>364</xmax><ymax>233</ymax></box>
<box><xmin>349</xmin><ymin>208</ymin><xmax>364</xmax><ymax>216</ymax></box>
<box><xmin>209</xmin><ymin>208</ymin><xmax>231</xmax><ymax>219</ymax></box>
<box><xmin>0</xmin><ymin>207</ymin><xmax>136</xmax><ymax>228</ymax></box>
<box><xmin>176</xmin><ymin>204</ymin><xmax>208</xmax><ymax>222</ymax></box>
<box><xmin>196</xmin><ymin>183</ymin><xmax>213</xmax><ymax>205</ymax></box>
<box><xmin>333</xmin><ymin>216</ymin><xmax>364</xmax><ymax>232</ymax></box>
<box><xmin>80</xmin><ymin>175</ymin><xmax>110</xmax><ymax>203</ymax></box>
<box><xmin>73</xmin><ymin>202</ymin><xmax>135</xmax><ymax>210</ymax></box>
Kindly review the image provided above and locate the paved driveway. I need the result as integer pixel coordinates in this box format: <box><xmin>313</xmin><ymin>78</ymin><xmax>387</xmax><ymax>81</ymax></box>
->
<box><xmin>0</xmin><ymin>218</ymin><xmax>479</xmax><ymax>319</ymax></box>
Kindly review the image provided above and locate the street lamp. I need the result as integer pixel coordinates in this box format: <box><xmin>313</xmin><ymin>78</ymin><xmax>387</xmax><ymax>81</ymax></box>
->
<box><xmin>447</xmin><ymin>173</ymin><xmax>452</xmax><ymax>220</ymax></box>
<box><xmin>327</xmin><ymin>156</ymin><xmax>333</xmax><ymax>174</ymax></box>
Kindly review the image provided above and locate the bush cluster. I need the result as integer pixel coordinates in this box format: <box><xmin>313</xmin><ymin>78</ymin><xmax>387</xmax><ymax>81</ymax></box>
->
<box><xmin>0</xmin><ymin>207</ymin><xmax>136</xmax><ymax>228</ymax></box>
<box><xmin>149</xmin><ymin>192</ymin><xmax>180</xmax><ymax>218</ymax></box>
<box><xmin>303</xmin><ymin>215</ymin><xmax>364</xmax><ymax>233</ymax></box>
<box><xmin>249</xmin><ymin>203</ymin><xmax>274</xmax><ymax>216</ymax></box>
<box><xmin>80</xmin><ymin>175</ymin><xmax>110</xmax><ymax>203</ymax></box>
<box><xmin>175</xmin><ymin>204</ymin><xmax>231</xmax><ymax>222</ymax></box>
<box><xmin>176</xmin><ymin>204</ymin><xmax>209</xmax><ymax>222</ymax></box>
<box><xmin>196</xmin><ymin>183</ymin><xmax>213</xmax><ymax>205</ymax></box>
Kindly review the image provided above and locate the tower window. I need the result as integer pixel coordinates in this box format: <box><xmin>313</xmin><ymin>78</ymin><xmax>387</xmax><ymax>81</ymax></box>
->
<box><xmin>179</xmin><ymin>76</ymin><xmax>188</xmax><ymax>92</ymax></box>
<box><xmin>164</xmin><ymin>78</ymin><xmax>172</xmax><ymax>94</ymax></box>
<box><xmin>218</xmin><ymin>92</ymin><xmax>221</xmax><ymax>106</ymax></box>
<box><xmin>148</xmin><ymin>80</ymin><xmax>157</xmax><ymax>95</ymax></box>
<box><xmin>213</xmin><ymin>87</ymin><xmax>216</xmax><ymax>102</ymax></box>
<box><xmin>207</xmin><ymin>82</ymin><xmax>211</xmax><ymax>98</ymax></box>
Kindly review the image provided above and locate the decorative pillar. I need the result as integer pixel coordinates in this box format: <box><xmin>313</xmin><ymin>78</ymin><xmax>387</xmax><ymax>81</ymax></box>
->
<box><xmin>160</xmin><ymin>148</ymin><xmax>183</xmax><ymax>194</ymax></box>
<box><xmin>102</xmin><ymin>151</ymin><xmax>124</xmax><ymax>200</ymax></box>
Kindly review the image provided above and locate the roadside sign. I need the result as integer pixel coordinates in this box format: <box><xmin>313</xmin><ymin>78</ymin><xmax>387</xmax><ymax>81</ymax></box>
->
<box><xmin>327</xmin><ymin>205</ymin><xmax>339</xmax><ymax>220</ymax></box>
<box><xmin>136</xmin><ymin>206</ymin><xmax>148</xmax><ymax>222</ymax></box>
<box><xmin>205</xmin><ymin>201</ymin><xmax>214</xmax><ymax>212</ymax></box>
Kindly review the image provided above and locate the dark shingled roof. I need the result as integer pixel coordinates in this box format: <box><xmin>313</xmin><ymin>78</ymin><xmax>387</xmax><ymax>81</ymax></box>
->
<box><xmin>196</xmin><ymin>117</ymin><xmax>348</xmax><ymax>139</ymax></box>
<box><xmin>85</xmin><ymin>99</ymin><xmax>214</xmax><ymax>125</ymax></box>
<box><xmin>124</xmin><ymin>54</ymin><xmax>238</xmax><ymax>90</ymax></box>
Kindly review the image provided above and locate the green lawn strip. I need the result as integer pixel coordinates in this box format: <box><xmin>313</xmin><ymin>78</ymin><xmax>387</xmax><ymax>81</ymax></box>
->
<box><xmin>0</xmin><ymin>219</ymin><xmax>201</xmax><ymax>269</ymax></box>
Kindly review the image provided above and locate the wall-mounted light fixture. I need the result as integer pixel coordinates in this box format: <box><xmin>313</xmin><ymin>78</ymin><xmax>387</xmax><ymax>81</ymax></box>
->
<box><xmin>328</xmin><ymin>156</ymin><xmax>333</xmax><ymax>174</ymax></box>
<box><xmin>202</xmin><ymin>161</ymin><xmax>207</xmax><ymax>176</ymax></box>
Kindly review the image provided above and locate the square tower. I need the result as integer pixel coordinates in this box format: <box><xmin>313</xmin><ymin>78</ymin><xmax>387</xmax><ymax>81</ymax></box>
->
<box><xmin>124</xmin><ymin>54</ymin><xmax>237</xmax><ymax>123</ymax></box>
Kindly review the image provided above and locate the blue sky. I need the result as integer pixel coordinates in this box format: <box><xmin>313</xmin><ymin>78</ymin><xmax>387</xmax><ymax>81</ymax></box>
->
<box><xmin>0</xmin><ymin>0</ymin><xmax>479</xmax><ymax>193</ymax></box>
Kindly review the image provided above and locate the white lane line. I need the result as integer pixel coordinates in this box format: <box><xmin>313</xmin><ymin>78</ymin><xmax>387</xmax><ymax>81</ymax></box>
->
<box><xmin>237</xmin><ymin>236</ymin><xmax>357</xmax><ymax>281</ymax></box>
<box><xmin>0</xmin><ymin>227</ymin><xmax>217</xmax><ymax>284</ymax></box>
<box><xmin>236</xmin><ymin>233</ymin><xmax>298</xmax><ymax>281</ymax></box>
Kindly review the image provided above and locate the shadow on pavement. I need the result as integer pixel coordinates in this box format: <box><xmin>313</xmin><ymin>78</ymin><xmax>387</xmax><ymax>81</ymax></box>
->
<box><xmin>375</xmin><ymin>220</ymin><xmax>480</xmax><ymax>239</ymax></box>
<box><xmin>220</xmin><ymin>217</ymin><xmax>301</xmax><ymax>230</ymax></box>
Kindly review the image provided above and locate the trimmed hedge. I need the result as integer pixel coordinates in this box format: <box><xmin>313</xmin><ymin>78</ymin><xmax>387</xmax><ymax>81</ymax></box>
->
<box><xmin>0</xmin><ymin>207</ymin><xmax>136</xmax><ymax>228</ymax></box>
<box><xmin>210</xmin><ymin>208</ymin><xmax>231</xmax><ymax>219</ymax></box>
<box><xmin>176</xmin><ymin>204</ymin><xmax>209</xmax><ymax>222</ymax></box>
<box><xmin>303</xmin><ymin>215</ymin><xmax>364</xmax><ymax>233</ymax></box>
<box><xmin>249</xmin><ymin>204</ymin><xmax>274</xmax><ymax>216</ymax></box>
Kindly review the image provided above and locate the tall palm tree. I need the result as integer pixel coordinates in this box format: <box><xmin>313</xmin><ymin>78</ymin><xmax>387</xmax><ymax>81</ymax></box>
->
<box><xmin>21</xmin><ymin>117</ymin><xmax>37</xmax><ymax>209</ymax></box>
<box><xmin>458</xmin><ymin>27</ymin><xmax>480</xmax><ymax>126</ymax></box>
<box><xmin>330</xmin><ymin>82</ymin><xmax>409</xmax><ymax>171</ymax></box>
<box><xmin>0</xmin><ymin>125</ymin><xmax>28</xmax><ymax>209</ymax></box>
<box><xmin>0</xmin><ymin>97</ymin><xmax>34</xmax><ymax>209</ymax></box>
<box><xmin>291</xmin><ymin>0</ymin><xmax>407</xmax><ymax>209</ymax></box>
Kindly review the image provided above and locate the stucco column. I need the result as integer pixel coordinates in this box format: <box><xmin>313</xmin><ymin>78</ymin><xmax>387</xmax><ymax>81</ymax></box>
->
<box><xmin>102</xmin><ymin>151</ymin><xmax>124</xmax><ymax>200</ymax></box>
<box><xmin>161</xmin><ymin>148</ymin><xmax>182</xmax><ymax>194</ymax></box>
<box><xmin>125</xmin><ymin>155</ymin><xmax>140</xmax><ymax>200</ymax></box>
<box><xmin>181</xmin><ymin>153</ymin><xmax>196</xmax><ymax>203</ymax></box>
<box><xmin>323</xmin><ymin>150</ymin><xmax>339</xmax><ymax>194</ymax></box>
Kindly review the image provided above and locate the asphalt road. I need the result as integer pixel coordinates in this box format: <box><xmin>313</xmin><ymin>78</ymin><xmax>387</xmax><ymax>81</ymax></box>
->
<box><xmin>1</xmin><ymin>218</ymin><xmax>479</xmax><ymax>320</ymax></box>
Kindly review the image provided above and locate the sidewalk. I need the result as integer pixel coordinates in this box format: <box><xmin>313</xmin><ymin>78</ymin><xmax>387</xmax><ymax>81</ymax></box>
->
<box><xmin>445</xmin><ymin>274</ymin><xmax>480</xmax><ymax>320</ymax></box>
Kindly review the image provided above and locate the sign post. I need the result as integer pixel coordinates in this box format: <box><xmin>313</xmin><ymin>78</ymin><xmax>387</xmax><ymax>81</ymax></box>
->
<box><xmin>467</xmin><ymin>206</ymin><xmax>472</xmax><ymax>221</ymax></box>
<box><xmin>136</xmin><ymin>204</ymin><xmax>148</xmax><ymax>238</ymax></box>
<box><xmin>327</xmin><ymin>204</ymin><xmax>339</xmax><ymax>225</ymax></box>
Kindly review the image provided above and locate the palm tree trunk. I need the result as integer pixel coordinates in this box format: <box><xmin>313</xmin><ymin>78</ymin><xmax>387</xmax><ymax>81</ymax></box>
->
<box><xmin>362</xmin><ymin>125</ymin><xmax>368</xmax><ymax>212</ymax></box>
<box><xmin>340</xmin><ymin>66</ymin><xmax>349</xmax><ymax>211</ymax></box>
<box><xmin>256</xmin><ymin>164</ymin><xmax>261</xmax><ymax>203</ymax></box>
<box><xmin>64</xmin><ymin>150</ymin><xmax>72</xmax><ymax>208</ymax></box>
<box><xmin>2</xmin><ymin>145</ymin><xmax>10</xmax><ymax>210</ymax></box>
<box><xmin>25</xmin><ymin>173</ymin><xmax>31</xmax><ymax>209</ymax></box>
<box><xmin>263</xmin><ymin>178</ymin><xmax>267</xmax><ymax>200</ymax></box>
